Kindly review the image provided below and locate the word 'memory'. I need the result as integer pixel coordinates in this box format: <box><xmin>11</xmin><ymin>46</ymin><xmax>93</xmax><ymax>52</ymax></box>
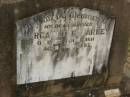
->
<box><xmin>43</xmin><ymin>14</ymin><xmax>99</xmax><ymax>23</ymax></box>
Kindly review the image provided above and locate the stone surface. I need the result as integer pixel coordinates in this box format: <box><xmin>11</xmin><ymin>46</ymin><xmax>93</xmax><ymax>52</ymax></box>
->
<box><xmin>0</xmin><ymin>0</ymin><xmax>130</xmax><ymax>97</ymax></box>
<box><xmin>16</xmin><ymin>7</ymin><xmax>115</xmax><ymax>84</ymax></box>
<box><xmin>104</xmin><ymin>88</ymin><xmax>121</xmax><ymax>97</ymax></box>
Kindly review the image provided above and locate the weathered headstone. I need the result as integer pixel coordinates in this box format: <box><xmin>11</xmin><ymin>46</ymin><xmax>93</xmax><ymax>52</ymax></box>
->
<box><xmin>16</xmin><ymin>7</ymin><xmax>115</xmax><ymax>84</ymax></box>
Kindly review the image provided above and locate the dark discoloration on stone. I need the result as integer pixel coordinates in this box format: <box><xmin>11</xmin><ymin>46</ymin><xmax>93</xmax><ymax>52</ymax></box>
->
<box><xmin>0</xmin><ymin>0</ymin><xmax>130</xmax><ymax>97</ymax></box>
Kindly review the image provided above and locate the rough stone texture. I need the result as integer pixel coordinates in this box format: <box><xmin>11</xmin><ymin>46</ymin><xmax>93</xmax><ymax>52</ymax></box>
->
<box><xmin>124</xmin><ymin>40</ymin><xmax>130</xmax><ymax>78</ymax></box>
<box><xmin>0</xmin><ymin>0</ymin><xmax>130</xmax><ymax>97</ymax></box>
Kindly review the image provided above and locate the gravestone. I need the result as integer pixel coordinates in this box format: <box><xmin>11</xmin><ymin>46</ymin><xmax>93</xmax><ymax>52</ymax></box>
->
<box><xmin>16</xmin><ymin>7</ymin><xmax>115</xmax><ymax>85</ymax></box>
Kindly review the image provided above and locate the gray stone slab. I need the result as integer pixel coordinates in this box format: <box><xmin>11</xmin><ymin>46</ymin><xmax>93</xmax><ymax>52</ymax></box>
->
<box><xmin>16</xmin><ymin>7</ymin><xmax>115</xmax><ymax>84</ymax></box>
